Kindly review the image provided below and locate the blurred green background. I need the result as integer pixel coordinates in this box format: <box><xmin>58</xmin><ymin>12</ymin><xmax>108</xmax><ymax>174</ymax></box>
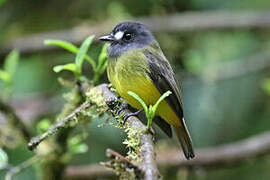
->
<box><xmin>1</xmin><ymin>0</ymin><xmax>270</xmax><ymax>180</ymax></box>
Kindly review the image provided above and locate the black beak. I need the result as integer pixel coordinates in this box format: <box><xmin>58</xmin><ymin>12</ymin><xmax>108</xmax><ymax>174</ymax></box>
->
<box><xmin>99</xmin><ymin>34</ymin><xmax>115</xmax><ymax>42</ymax></box>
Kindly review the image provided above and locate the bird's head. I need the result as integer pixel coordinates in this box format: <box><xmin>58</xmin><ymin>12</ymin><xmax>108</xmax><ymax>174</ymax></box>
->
<box><xmin>99</xmin><ymin>22</ymin><xmax>154</xmax><ymax>58</ymax></box>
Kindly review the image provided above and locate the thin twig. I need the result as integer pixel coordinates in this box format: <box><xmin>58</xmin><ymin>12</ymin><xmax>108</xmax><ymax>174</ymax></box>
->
<box><xmin>2</xmin><ymin>11</ymin><xmax>270</xmax><ymax>56</ymax></box>
<box><xmin>105</xmin><ymin>148</ymin><xmax>140</xmax><ymax>169</ymax></box>
<box><xmin>27</xmin><ymin>101</ymin><xmax>90</xmax><ymax>150</ymax></box>
<box><xmin>102</xmin><ymin>148</ymin><xmax>144</xmax><ymax>179</ymax></box>
<box><xmin>64</xmin><ymin>164</ymin><xmax>115</xmax><ymax>179</ymax></box>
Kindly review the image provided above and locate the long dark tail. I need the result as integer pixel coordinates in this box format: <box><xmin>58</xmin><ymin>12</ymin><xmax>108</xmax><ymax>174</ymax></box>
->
<box><xmin>173</xmin><ymin>118</ymin><xmax>195</xmax><ymax>159</ymax></box>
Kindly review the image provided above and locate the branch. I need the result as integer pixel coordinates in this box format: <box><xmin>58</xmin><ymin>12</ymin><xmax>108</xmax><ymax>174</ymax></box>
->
<box><xmin>105</xmin><ymin>148</ymin><xmax>140</xmax><ymax>169</ymax></box>
<box><xmin>65</xmin><ymin>164</ymin><xmax>115</xmax><ymax>180</ymax></box>
<box><xmin>2</xmin><ymin>11</ymin><xmax>270</xmax><ymax>55</ymax></box>
<box><xmin>102</xmin><ymin>149</ymin><xmax>143</xmax><ymax>179</ymax></box>
<box><xmin>27</xmin><ymin>101</ymin><xmax>90</xmax><ymax>150</ymax></box>
<box><xmin>95</xmin><ymin>84</ymin><xmax>160</xmax><ymax>180</ymax></box>
<box><xmin>65</xmin><ymin>130</ymin><xmax>270</xmax><ymax>179</ymax></box>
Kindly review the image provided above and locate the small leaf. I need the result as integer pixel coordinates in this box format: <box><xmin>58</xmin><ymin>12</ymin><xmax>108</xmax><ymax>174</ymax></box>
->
<box><xmin>44</xmin><ymin>40</ymin><xmax>78</xmax><ymax>54</ymax></box>
<box><xmin>100</xmin><ymin>60</ymin><xmax>108</xmax><ymax>74</ymax></box>
<box><xmin>75</xmin><ymin>35</ymin><xmax>95</xmax><ymax>74</ymax></box>
<box><xmin>53</xmin><ymin>63</ymin><xmax>77</xmax><ymax>73</ymax></box>
<box><xmin>128</xmin><ymin>91</ymin><xmax>148</xmax><ymax>114</ymax></box>
<box><xmin>152</xmin><ymin>91</ymin><xmax>172</xmax><ymax>114</ymax></box>
<box><xmin>97</xmin><ymin>43</ymin><xmax>108</xmax><ymax>71</ymax></box>
<box><xmin>4</xmin><ymin>50</ymin><xmax>19</xmax><ymax>78</ymax></box>
<box><xmin>0</xmin><ymin>70</ymin><xmax>11</xmax><ymax>84</ymax></box>
<box><xmin>0</xmin><ymin>148</ymin><xmax>8</xmax><ymax>169</ymax></box>
<box><xmin>45</xmin><ymin>39</ymin><xmax>96</xmax><ymax>71</ymax></box>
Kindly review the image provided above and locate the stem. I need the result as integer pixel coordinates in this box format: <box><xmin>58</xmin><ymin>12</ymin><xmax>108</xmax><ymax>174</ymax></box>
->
<box><xmin>92</xmin><ymin>71</ymin><xmax>100</xmax><ymax>85</ymax></box>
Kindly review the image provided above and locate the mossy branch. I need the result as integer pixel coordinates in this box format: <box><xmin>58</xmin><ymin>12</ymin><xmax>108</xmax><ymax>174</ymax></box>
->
<box><xmin>97</xmin><ymin>84</ymin><xmax>161</xmax><ymax>180</ymax></box>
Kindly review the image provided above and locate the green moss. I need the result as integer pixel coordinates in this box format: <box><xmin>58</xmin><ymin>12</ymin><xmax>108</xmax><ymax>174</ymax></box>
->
<box><xmin>123</xmin><ymin>126</ymin><xmax>142</xmax><ymax>162</ymax></box>
<box><xmin>86</xmin><ymin>86</ymin><xmax>108</xmax><ymax>114</ymax></box>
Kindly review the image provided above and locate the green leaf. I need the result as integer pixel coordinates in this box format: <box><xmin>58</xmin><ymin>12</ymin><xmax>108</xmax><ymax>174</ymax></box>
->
<box><xmin>97</xmin><ymin>43</ymin><xmax>108</xmax><ymax>71</ymax></box>
<box><xmin>128</xmin><ymin>91</ymin><xmax>148</xmax><ymax>114</ymax></box>
<box><xmin>45</xmin><ymin>39</ymin><xmax>96</xmax><ymax>71</ymax></box>
<box><xmin>75</xmin><ymin>35</ymin><xmax>95</xmax><ymax>74</ymax></box>
<box><xmin>53</xmin><ymin>63</ymin><xmax>77</xmax><ymax>73</ymax></box>
<box><xmin>0</xmin><ymin>70</ymin><xmax>11</xmax><ymax>84</ymax></box>
<box><xmin>0</xmin><ymin>148</ymin><xmax>8</xmax><ymax>169</ymax></box>
<box><xmin>4</xmin><ymin>50</ymin><xmax>19</xmax><ymax>78</ymax></box>
<box><xmin>152</xmin><ymin>90</ymin><xmax>172</xmax><ymax>114</ymax></box>
<box><xmin>44</xmin><ymin>40</ymin><xmax>78</xmax><ymax>54</ymax></box>
<box><xmin>128</xmin><ymin>90</ymin><xmax>172</xmax><ymax>129</ymax></box>
<box><xmin>100</xmin><ymin>60</ymin><xmax>108</xmax><ymax>74</ymax></box>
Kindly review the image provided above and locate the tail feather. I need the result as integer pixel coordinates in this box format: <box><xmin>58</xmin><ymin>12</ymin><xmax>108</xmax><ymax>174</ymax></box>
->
<box><xmin>173</xmin><ymin>119</ymin><xmax>195</xmax><ymax>159</ymax></box>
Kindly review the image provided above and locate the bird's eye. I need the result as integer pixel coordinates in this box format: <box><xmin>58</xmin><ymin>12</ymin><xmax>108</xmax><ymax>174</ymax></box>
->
<box><xmin>123</xmin><ymin>33</ymin><xmax>132</xmax><ymax>41</ymax></box>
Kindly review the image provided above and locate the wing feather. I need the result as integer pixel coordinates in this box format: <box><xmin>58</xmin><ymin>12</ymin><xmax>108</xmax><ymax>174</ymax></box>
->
<box><xmin>143</xmin><ymin>49</ymin><xmax>184</xmax><ymax>119</ymax></box>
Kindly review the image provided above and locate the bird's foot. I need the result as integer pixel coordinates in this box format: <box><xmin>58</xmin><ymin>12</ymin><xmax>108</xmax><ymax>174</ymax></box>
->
<box><xmin>116</xmin><ymin>102</ymin><xmax>129</xmax><ymax>115</ymax></box>
<box><xmin>123</xmin><ymin>109</ymin><xmax>143</xmax><ymax>124</ymax></box>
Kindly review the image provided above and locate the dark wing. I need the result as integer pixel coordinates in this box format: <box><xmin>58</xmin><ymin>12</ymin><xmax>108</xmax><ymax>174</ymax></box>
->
<box><xmin>143</xmin><ymin>49</ymin><xmax>184</xmax><ymax>119</ymax></box>
<box><xmin>154</xmin><ymin>116</ymin><xmax>172</xmax><ymax>137</ymax></box>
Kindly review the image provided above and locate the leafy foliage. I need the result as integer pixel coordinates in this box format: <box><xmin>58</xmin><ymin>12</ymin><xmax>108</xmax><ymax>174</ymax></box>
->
<box><xmin>0</xmin><ymin>50</ymin><xmax>19</xmax><ymax>85</ymax></box>
<box><xmin>45</xmin><ymin>36</ymin><xmax>108</xmax><ymax>84</ymax></box>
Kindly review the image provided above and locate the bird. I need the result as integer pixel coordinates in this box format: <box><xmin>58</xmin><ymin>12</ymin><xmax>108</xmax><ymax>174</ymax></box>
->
<box><xmin>99</xmin><ymin>22</ymin><xmax>194</xmax><ymax>159</ymax></box>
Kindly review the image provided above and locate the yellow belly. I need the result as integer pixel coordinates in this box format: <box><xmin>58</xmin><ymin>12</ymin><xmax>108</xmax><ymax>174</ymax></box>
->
<box><xmin>111</xmin><ymin>74</ymin><xmax>180</xmax><ymax>127</ymax></box>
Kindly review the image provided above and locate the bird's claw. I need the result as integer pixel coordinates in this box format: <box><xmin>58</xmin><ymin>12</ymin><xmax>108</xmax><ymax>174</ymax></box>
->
<box><xmin>116</xmin><ymin>102</ymin><xmax>129</xmax><ymax>115</ymax></box>
<box><xmin>123</xmin><ymin>109</ymin><xmax>143</xmax><ymax>124</ymax></box>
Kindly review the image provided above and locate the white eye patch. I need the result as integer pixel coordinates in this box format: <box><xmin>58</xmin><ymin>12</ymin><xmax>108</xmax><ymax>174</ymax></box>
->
<box><xmin>114</xmin><ymin>31</ymin><xmax>124</xmax><ymax>40</ymax></box>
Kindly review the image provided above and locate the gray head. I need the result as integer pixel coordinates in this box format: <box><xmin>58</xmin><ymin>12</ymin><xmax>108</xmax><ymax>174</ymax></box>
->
<box><xmin>99</xmin><ymin>22</ymin><xmax>154</xmax><ymax>58</ymax></box>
